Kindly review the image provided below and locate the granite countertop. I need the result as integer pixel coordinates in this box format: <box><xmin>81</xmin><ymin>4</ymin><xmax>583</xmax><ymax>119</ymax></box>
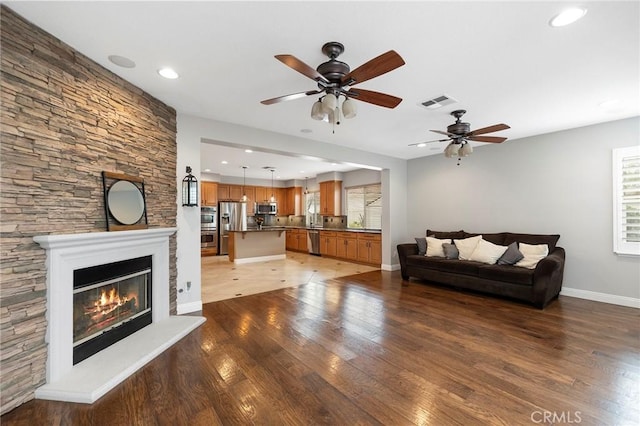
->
<box><xmin>261</xmin><ymin>226</ymin><xmax>381</xmax><ymax>234</ymax></box>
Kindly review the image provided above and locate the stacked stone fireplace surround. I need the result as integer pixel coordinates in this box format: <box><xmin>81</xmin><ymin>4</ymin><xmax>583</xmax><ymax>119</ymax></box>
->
<box><xmin>0</xmin><ymin>6</ymin><xmax>178</xmax><ymax>414</ymax></box>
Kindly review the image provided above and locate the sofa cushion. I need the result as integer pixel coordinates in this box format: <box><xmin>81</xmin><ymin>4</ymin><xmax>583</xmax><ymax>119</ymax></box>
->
<box><xmin>469</xmin><ymin>239</ymin><xmax>509</xmax><ymax>264</ymax></box>
<box><xmin>443</xmin><ymin>243</ymin><xmax>459</xmax><ymax>259</ymax></box>
<box><xmin>427</xmin><ymin>229</ymin><xmax>466</xmax><ymax>240</ymax></box>
<box><xmin>515</xmin><ymin>243</ymin><xmax>549</xmax><ymax>269</ymax></box>
<box><xmin>477</xmin><ymin>233</ymin><xmax>507</xmax><ymax>246</ymax></box>
<box><xmin>503</xmin><ymin>233</ymin><xmax>560</xmax><ymax>253</ymax></box>
<box><xmin>478</xmin><ymin>264</ymin><xmax>534</xmax><ymax>286</ymax></box>
<box><xmin>454</xmin><ymin>235</ymin><xmax>482</xmax><ymax>260</ymax></box>
<box><xmin>497</xmin><ymin>242</ymin><xmax>524</xmax><ymax>265</ymax></box>
<box><xmin>436</xmin><ymin>259</ymin><xmax>481</xmax><ymax>276</ymax></box>
<box><xmin>426</xmin><ymin>237</ymin><xmax>451</xmax><ymax>257</ymax></box>
<box><xmin>415</xmin><ymin>237</ymin><xmax>427</xmax><ymax>256</ymax></box>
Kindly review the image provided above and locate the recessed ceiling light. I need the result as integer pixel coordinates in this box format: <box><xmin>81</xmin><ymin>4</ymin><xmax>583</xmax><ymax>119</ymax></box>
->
<box><xmin>221</xmin><ymin>160</ymin><xmax>228</xmax><ymax>164</ymax></box>
<box><xmin>244</xmin><ymin>149</ymin><xmax>253</xmax><ymax>153</ymax></box>
<box><xmin>158</xmin><ymin>67</ymin><xmax>179</xmax><ymax>79</ymax></box>
<box><xmin>299</xmin><ymin>170</ymin><xmax>305</xmax><ymax>173</ymax></box>
<box><xmin>108</xmin><ymin>55</ymin><xmax>135</xmax><ymax>68</ymax></box>
<box><xmin>204</xmin><ymin>168</ymin><xmax>211</xmax><ymax>172</ymax></box>
<box><xmin>416</xmin><ymin>143</ymin><xmax>427</xmax><ymax>148</ymax></box>
<box><xmin>331</xmin><ymin>163</ymin><xmax>337</xmax><ymax>166</ymax></box>
<box><xmin>549</xmin><ymin>7</ymin><xmax>587</xmax><ymax>27</ymax></box>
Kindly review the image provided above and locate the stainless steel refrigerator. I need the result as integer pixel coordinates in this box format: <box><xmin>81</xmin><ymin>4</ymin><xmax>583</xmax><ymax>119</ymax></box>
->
<box><xmin>218</xmin><ymin>201</ymin><xmax>247</xmax><ymax>255</ymax></box>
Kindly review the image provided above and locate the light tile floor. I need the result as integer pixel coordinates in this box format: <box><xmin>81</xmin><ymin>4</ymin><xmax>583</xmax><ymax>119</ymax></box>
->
<box><xmin>201</xmin><ymin>251</ymin><xmax>379</xmax><ymax>303</ymax></box>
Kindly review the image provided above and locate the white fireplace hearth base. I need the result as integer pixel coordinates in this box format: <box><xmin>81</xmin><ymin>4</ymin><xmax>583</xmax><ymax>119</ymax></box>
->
<box><xmin>34</xmin><ymin>315</ymin><xmax>205</xmax><ymax>403</ymax></box>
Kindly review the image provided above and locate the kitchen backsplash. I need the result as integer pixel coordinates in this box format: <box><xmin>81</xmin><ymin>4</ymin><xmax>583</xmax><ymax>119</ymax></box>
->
<box><xmin>322</xmin><ymin>216</ymin><xmax>347</xmax><ymax>229</ymax></box>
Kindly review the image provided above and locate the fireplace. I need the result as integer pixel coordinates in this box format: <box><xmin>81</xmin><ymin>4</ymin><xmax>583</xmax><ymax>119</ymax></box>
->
<box><xmin>73</xmin><ymin>256</ymin><xmax>152</xmax><ymax>364</ymax></box>
<box><xmin>33</xmin><ymin>228</ymin><xmax>206</xmax><ymax>403</ymax></box>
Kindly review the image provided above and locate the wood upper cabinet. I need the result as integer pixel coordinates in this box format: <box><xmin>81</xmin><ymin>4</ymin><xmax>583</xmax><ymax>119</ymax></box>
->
<box><xmin>229</xmin><ymin>185</ymin><xmax>243</xmax><ymax>201</ymax></box>
<box><xmin>255</xmin><ymin>186</ymin><xmax>268</xmax><ymax>203</ymax></box>
<box><xmin>320</xmin><ymin>181</ymin><xmax>342</xmax><ymax>216</ymax></box>
<box><xmin>218</xmin><ymin>184</ymin><xmax>231</xmax><ymax>201</ymax></box>
<box><xmin>280</xmin><ymin>187</ymin><xmax>302</xmax><ymax>216</ymax></box>
<box><xmin>201</xmin><ymin>182</ymin><xmax>218</xmax><ymax>207</ymax></box>
<box><xmin>243</xmin><ymin>186</ymin><xmax>256</xmax><ymax>214</ymax></box>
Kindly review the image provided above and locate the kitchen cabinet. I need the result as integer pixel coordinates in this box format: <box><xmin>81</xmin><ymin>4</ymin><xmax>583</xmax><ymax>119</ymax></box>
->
<box><xmin>356</xmin><ymin>233</ymin><xmax>382</xmax><ymax>264</ymax></box>
<box><xmin>335</xmin><ymin>232</ymin><xmax>358</xmax><ymax>261</ymax></box>
<box><xmin>243</xmin><ymin>186</ymin><xmax>256</xmax><ymax>214</ymax></box>
<box><xmin>280</xmin><ymin>187</ymin><xmax>302</xmax><ymax>215</ymax></box>
<box><xmin>320</xmin><ymin>181</ymin><xmax>342</xmax><ymax>216</ymax></box>
<box><xmin>286</xmin><ymin>229</ymin><xmax>308</xmax><ymax>252</ymax></box>
<box><xmin>319</xmin><ymin>231</ymin><xmax>337</xmax><ymax>257</ymax></box>
<box><xmin>229</xmin><ymin>185</ymin><xmax>244</xmax><ymax>201</ymax></box>
<box><xmin>255</xmin><ymin>186</ymin><xmax>268</xmax><ymax>203</ymax></box>
<box><xmin>218</xmin><ymin>184</ymin><xmax>231</xmax><ymax>201</ymax></box>
<box><xmin>201</xmin><ymin>182</ymin><xmax>218</xmax><ymax>207</ymax></box>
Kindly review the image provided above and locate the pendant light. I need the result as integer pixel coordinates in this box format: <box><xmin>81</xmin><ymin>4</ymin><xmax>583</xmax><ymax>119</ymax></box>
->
<box><xmin>303</xmin><ymin>177</ymin><xmax>309</xmax><ymax>195</ymax></box>
<box><xmin>269</xmin><ymin>169</ymin><xmax>276</xmax><ymax>202</ymax></box>
<box><xmin>241</xmin><ymin>166</ymin><xmax>248</xmax><ymax>202</ymax></box>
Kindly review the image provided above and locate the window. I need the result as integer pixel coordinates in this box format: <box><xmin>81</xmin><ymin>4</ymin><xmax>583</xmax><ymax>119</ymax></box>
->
<box><xmin>305</xmin><ymin>191</ymin><xmax>321</xmax><ymax>227</ymax></box>
<box><xmin>613</xmin><ymin>146</ymin><xmax>640</xmax><ymax>256</ymax></box>
<box><xmin>346</xmin><ymin>183</ymin><xmax>382</xmax><ymax>230</ymax></box>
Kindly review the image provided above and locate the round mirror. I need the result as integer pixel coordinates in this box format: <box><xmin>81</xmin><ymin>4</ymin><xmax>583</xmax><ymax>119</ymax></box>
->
<box><xmin>107</xmin><ymin>180</ymin><xmax>145</xmax><ymax>225</ymax></box>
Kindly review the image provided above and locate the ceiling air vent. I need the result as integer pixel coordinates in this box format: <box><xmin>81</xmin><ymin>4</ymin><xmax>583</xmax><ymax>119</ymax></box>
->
<box><xmin>420</xmin><ymin>94</ymin><xmax>457</xmax><ymax>110</ymax></box>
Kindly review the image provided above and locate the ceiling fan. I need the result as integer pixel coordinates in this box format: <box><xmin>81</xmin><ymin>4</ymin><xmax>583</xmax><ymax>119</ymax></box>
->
<box><xmin>409</xmin><ymin>109</ymin><xmax>510</xmax><ymax>161</ymax></box>
<box><xmin>261</xmin><ymin>41</ymin><xmax>405</xmax><ymax>125</ymax></box>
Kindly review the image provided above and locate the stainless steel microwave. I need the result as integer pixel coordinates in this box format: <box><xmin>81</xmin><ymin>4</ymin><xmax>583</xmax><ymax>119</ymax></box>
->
<box><xmin>255</xmin><ymin>202</ymin><xmax>277</xmax><ymax>215</ymax></box>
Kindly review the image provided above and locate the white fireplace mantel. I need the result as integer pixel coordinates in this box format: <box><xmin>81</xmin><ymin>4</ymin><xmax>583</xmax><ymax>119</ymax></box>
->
<box><xmin>33</xmin><ymin>227</ymin><xmax>205</xmax><ymax>403</ymax></box>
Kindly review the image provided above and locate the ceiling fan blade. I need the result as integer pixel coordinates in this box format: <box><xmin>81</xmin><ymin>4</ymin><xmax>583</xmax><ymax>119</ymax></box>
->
<box><xmin>430</xmin><ymin>129</ymin><xmax>456</xmax><ymax>137</ymax></box>
<box><xmin>346</xmin><ymin>88</ymin><xmax>402</xmax><ymax>108</ymax></box>
<box><xmin>467</xmin><ymin>135</ymin><xmax>508</xmax><ymax>143</ymax></box>
<box><xmin>261</xmin><ymin>90</ymin><xmax>322</xmax><ymax>105</ymax></box>
<box><xmin>341</xmin><ymin>50</ymin><xmax>405</xmax><ymax>86</ymax></box>
<box><xmin>468</xmin><ymin>123</ymin><xmax>510</xmax><ymax>136</ymax></box>
<box><xmin>275</xmin><ymin>54</ymin><xmax>329</xmax><ymax>83</ymax></box>
<box><xmin>408</xmin><ymin>138</ymin><xmax>450</xmax><ymax>146</ymax></box>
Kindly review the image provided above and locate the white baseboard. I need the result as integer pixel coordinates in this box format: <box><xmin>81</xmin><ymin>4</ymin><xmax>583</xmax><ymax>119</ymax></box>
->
<box><xmin>234</xmin><ymin>254</ymin><xmax>286</xmax><ymax>264</ymax></box>
<box><xmin>381</xmin><ymin>263</ymin><xmax>401</xmax><ymax>271</ymax></box>
<box><xmin>560</xmin><ymin>287</ymin><xmax>640</xmax><ymax>309</ymax></box>
<box><xmin>177</xmin><ymin>300</ymin><xmax>203</xmax><ymax>314</ymax></box>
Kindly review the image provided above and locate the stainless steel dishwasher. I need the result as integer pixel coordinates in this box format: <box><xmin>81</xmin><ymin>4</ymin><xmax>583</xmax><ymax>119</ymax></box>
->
<box><xmin>307</xmin><ymin>230</ymin><xmax>321</xmax><ymax>255</ymax></box>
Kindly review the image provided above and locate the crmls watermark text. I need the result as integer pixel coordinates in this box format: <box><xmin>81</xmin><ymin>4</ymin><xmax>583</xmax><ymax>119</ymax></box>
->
<box><xmin>531</xmin><ymin>411</ymin><xmax>582</xmax><ymax>424</ymax></box>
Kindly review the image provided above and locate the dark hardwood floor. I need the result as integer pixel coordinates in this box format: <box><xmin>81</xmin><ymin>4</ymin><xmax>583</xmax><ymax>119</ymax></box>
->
<box><xmin>3</xmin><ymin>270</ymin><xmax>639</xmax><ymax>425</ymax></box>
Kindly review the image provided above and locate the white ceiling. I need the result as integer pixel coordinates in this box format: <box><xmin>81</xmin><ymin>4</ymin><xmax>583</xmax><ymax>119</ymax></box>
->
<box><xmin>5</xmin><ymin>1</ymin><xmax>639</xmax><ymax>180</ymax></box>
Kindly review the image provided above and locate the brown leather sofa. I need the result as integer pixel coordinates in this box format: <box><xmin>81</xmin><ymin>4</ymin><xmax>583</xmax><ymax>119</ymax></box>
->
<box><xmin>397</xmin><ymin>230</ymin><xmax>565</xmax><ymax>308</ymax></box>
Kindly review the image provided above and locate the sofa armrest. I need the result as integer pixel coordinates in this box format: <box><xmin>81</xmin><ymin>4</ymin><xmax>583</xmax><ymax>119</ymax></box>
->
<box><xmin>397</xmin><ymin>243</ymin><xmax>419</xmax><ymax>280</ymax></box>
<box><xmin>532</xmin><ymin>247</ymin><xmax>566</xmax><ymax>308</ymax></box>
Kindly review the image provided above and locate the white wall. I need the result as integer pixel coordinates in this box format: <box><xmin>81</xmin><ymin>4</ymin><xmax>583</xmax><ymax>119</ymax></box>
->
<box><xmin>407</xmin><ymin>117</ymin><xmax>640</xmax><ymax>304</ymax></box>
<box><xmin>175</xmin><ymin>114</ymin><xmax>408</xmax><ymax>313</ymax></box>
<box><xmin>175</xmin><ymin>113</ymin><xmax>204</xmax><ymax>314</ymax></box>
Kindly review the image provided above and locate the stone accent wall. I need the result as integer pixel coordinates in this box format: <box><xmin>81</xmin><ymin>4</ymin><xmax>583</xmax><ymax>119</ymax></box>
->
<box><xmin>0</xmin><ymin>6</ymin><xmax>178</xmax><ymax>414</ymax></box>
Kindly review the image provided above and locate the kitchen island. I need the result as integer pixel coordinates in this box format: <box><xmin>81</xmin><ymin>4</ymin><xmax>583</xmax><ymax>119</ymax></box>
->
<box><xmin>228</xmin><ymin>228</ymin><xmax>287</xmax><ymax>264</ymax></box>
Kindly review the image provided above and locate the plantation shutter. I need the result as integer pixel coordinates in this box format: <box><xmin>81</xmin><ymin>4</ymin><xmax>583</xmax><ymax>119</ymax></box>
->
<box><xmin>613</xmin><ymin>146</ymin><xmax>640</xmax><ymax>255</ymax></box>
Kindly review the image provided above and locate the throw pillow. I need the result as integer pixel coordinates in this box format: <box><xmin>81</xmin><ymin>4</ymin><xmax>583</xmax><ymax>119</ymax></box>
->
<box><xmin>425</xmin><ymin>236</ymin><xmax>452</xmax><ymax>257</ymax></box>
<box><xmin>497</xmin><ymin>242</ymin><xmax>524</xmax><ymax>265</ymax></box>
<box><xmin>469</xmin><ymin>238</ymin><xmax>509</xmax><ymax>264</ymax></box>
<box><xmin>514</xmin><ymin>243</ymin><xmax>549</xmax><ymax>269</ymax></box>
<box><xmin>415</xmin><ymin>237</ymin><xmax>427</xmax><ymax>256</ymax></box>
<box><xmin>453</xmin><ymin>235</ymin><xmax>482</xmax><ymax>260</ymax></box>
<box><xmin>442</xmin><ymin>243</ymin><xmax>459</xmax><ymax>259</ymax></box>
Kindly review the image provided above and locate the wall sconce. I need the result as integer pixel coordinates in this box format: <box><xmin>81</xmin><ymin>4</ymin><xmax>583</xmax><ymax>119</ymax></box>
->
<box><xmin>182</xmin><ymin>166</ymin><xmax>198</xmax><ymax>207</ymax></box>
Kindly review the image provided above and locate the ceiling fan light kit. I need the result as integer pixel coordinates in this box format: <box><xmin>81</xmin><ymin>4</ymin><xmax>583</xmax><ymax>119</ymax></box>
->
<box><xmin>262</xmin><ymin>41</ymin><xmax>405</xmax><ymax>129</ymax></box>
